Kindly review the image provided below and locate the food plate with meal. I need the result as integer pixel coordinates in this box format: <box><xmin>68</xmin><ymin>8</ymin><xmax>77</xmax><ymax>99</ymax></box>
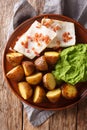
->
<box><xmin>2</xmin><ymin>14</ymin><xmax>87</xmax><ymax>110</ymax></box>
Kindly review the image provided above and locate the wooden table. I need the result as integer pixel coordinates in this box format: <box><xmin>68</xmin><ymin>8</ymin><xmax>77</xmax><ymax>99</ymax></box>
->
<box><xmin>0</xmin><ymin>0</ymin><xmax>87</xmax><ymax>130</ymax></box>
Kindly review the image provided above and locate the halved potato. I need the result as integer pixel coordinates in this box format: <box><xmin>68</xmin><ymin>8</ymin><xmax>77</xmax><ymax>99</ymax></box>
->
<box><xmin>26</xmin><ymin>73</ymin><xmax>42</xmax><ymax>85</ymax></box>
<box><xmin>33</xmin><ymin>86</ymin><xmax>45</xmax><ymax>103</ymax></box>
<box><xmin>44</xmin><ymin>51</ymin><xmax>59</xmax><ymax>64</ymax></box>
<box><xmin>6</xmin><ymin>52</ymin><xmax>24</xmax><ymax>66</ymax></box>
<box><xmin>43</xmin><ymin>73</ymin><xmax>56</xmax><ymax>90</ymax></box>
<box><xmin>22</xmin><ymin>61</ymin><xmax>34</xmax><ymax>76</ymax></box>
<box><xmin>18</xmin><ymin>82</ymin><xmax>33</xmax><ymax>100</ymax></box>
<box><xmin>46</xmin><ymin>88</ymin><xmax>61</xmax><ymax>103</ymax></box>
<box><xmin>61</xmin><ymin>84</ymin><xmax>78</xmax><ymax>99</ymax></box>
<box><xmin>6</xmin><ymin>65</ymin><xmax>24</xmax><ymax>81</ymax></box>
<box><xmin>34</xmin><ymin>56</ymin><xmax>48</xmax><ymax>71</ymax></box>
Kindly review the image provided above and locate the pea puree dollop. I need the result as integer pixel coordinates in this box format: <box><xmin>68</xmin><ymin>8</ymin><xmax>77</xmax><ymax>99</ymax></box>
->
<box><xmin>52</xmin><ymin>44</ymin><xmax>87</xmax><ymax>85</ymax></box>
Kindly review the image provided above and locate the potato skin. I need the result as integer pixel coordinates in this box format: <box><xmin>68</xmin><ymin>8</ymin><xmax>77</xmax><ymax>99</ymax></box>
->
<box><xmin>18</xmin><ymin>82</ymin><xmax>33</xmax><ymax>100</ymax></box>
<box><xmin>44</xmin><ymin>51</ymin><xmax>59</xmax><ymax>65</ymax></box>
<box><xmin>61</xmin><ymin>84</ymin><xmax>78</xmax><ymax>99</ymax></box>
<box><xmin>43</xmin><ymin>73</ymin><xmax>56</xmax><ymax>90</ymax></box>
<box><xmin>26</xmin><ymin>73</ymin><xmax>42</xmax><ymax>85</ymax></box>
<box><xmin>6</xmin><ymin>52</ymin><xmax>24</xmax><ymax>66</ymax></box>
<box><xmin>34</xmin><ymin>56</ymin><xmax>48</xmax><ymax>71</ymax></box>
<box><xmin>46</xmin><ymin>88</ymin><xmax>61</xmax><ymax>103</ymax></box>
<box><xmin>6</xmin><ymin>65</ymin><xmax>24</xmax><ymax>81</ymax></box>
<box><xmin>22</xmin><ymin>61</ymin><xmax>34</xmax><ymax>76</ymax></box>
<box><xmin>33</xmin><ymin>86</ymin><xmax>45</xmax><ymax>103</ymax></box>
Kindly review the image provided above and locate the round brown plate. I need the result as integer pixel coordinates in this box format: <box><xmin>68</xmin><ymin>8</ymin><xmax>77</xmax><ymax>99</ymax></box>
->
<box><xmin>2</xmin><ymin>14</ymin><xmax>87</xmax><ymax>110</ymax></box>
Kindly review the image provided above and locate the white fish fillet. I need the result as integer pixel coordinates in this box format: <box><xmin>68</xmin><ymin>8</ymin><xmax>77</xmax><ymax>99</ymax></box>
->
<box><xmin>14</xmin><ymin>20</ymin><xmax>57</xmax><ymax>59</ymax></box>
<box><xmin>41</xmin><ymin>18</ymin><xmax>76</xmax><ymax>48</ymax></box>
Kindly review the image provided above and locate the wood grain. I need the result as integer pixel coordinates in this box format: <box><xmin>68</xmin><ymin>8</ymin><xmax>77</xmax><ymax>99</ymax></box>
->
<box><xmin>49</xmin><ymin>106</ymin><xmax>77</xmax><ymax>130</ymax></box>
<box><xmin>23</xmin><ymin>110</ymin><xmax>49</xmax><ymax>130</ymax></box>
<box><xmin>0</xmin><ymin>0</ymin><xmax>87</xmax><ymax>130</ymax></box>
<box><xmin>0</xmin><ymin>1</ymin><xmax>23</xmax><ymax>130</ymax></box>
<box><xmin>77</xmin><ymin>99</ymin><xmax>87</xmax><ymax>130</ymax></box>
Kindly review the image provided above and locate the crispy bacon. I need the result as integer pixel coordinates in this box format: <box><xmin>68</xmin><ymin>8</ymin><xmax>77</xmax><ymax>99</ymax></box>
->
<box><xmin>26</xmin><ymin>49</ymin><xmax>30</xmax><ymax>53</ymax></box>
<box><xmin>34</xmin><ymin>51</ymin><xmax>40</xmax><ymax>56</ymax></box>
<box><xmin>44</xmin><ymin>35</ymin><xmax>51</xmax><ymax>44</ymax></box>
<box><xmin>21</xmin><ymin>41</ymin><xmax>28</xmax><ymax>48</ymax></box>
<box><xmin>53</xmin><ymin>26</ymin><xmax>61</xmax><ymax>32</ymax></box>
<box><xmin>27</xmin><ymin>36</ymin><xmax>33</xmax><ymax>41</ymax></box>
<box><xmin>42</xmin><ymin>19</ymin><xmax>54</xmax><ymax>28</ymax></box>
<box><xmin>37</xmin><ymin>42</ymin><xmax>41</xmax><ymax>46</ymax></box>
<box><xmin>63</xmin><ymin>32</ymin><xmax>72</xmax><ymax>43</ymax></box>
<box><xmin>34</xmin><ymin>33</ymin><xmax>51</xmax><ymax>44</ymax></box>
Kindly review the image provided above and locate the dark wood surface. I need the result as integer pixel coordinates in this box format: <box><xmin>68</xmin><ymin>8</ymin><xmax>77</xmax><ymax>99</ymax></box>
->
<box><xmin>0</xmin><ymin>0</ymin><xmax>87</xmax><ymax>130</ymax></box>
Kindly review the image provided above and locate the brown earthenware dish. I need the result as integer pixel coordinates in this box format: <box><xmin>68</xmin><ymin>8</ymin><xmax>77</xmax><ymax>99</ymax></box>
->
<box><xmin>2</xmin><ymin>14</ymin><xmax>87</xmax><ymax>110</ymax></box>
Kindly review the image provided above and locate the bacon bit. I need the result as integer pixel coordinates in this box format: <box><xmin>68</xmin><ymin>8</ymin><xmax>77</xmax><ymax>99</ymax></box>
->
<box><xmin>34</xmin><ymin>33</ymin><xmax>43</xmax><ymax>42</ymax></box>
<box><xmin>26</xmin><ymin>49</ymin><xmax>30</xmax><ymax>53</ymax></box>
<box><xmin>21</xmin><ymin>42</ymin><xmax>24</xmax><ymax>45</ymax></box>
<box><xmin>32</xmin><ymin>47</ymin><xmax>35</xmax><ymax>51</ymax></box>
<box><xmin>34</xmin><ymin>51</ymin><xmax>40</xmax><ymax>57</ymax></box>
<box><xmin>24</xmin><ymin>42</ymin><xmax>28</xmax><ymax>48</ymax></box>
<box><xmin>53</xmin><ymin>26</ymin><xmax>61</xmax><ymax>32</ymax></box>
<box><xmin>63</xmin><ymin>33</ymin><xmax>67</xmax><ymax>38</ymax></box>
<box><xmin>41</xmin><ymin>35</ymin><xmax>45</xmax><ymax>41</ymax></box>
<box><xmin>34</xmin><ymin>33</ymin><xmax>51</xmax><ymax>44</ymax></box>
<box><xmin>34</xmin><ymin>33</ymin><xmax>39</xmax><ymax>42</ymax></box>
<box><xmin>43</xmin><ymin>22</ymin><xmax>51</xmax><ymax>28</ymax></box>
<box><xmin>37</xmin><ymin>42</ymin><xmax>41</xmax><ymax>46</ymax></box>
<box><xmin>42</xmin><ymin>19</ymin><xmax>54</xmax><ymax>28</ymax></box>
<box><xmin>35</xmin><ymin>38</ymin><xmax>38</xmax><ymax>42</ymax></box>
<box><xmin>35</xmin><ymin>33</ymin><xmax>39</xmax><ymax>37</ymax></box>
<box><xmin>68</xmin><ymin>32</ymin><xmax>70</xmax><ymax>35</ymax></box>
<box><xmin>21</xmin><ymin>41</ymin><xmax>28</xmax><ymax>48</ymax></box>
<box><xmin>31</xmin><ymin>46</ymin><xmax>40</xmax><ymax>56</ymax></box>
<box><xmin>44</xmin><ymin>35</ymin><xmax>51</xmax><ymax>44</ymax></box>
<box><xmin>62</xmin><ymin>32</ymin><xmax>72</xmax><ymax>43</ymax></box>
<box><xmin>27</xmin><ymin>36</ymin><xmax>33</xmax><ymax>41</ymax></box>
<box><xmin>63</xmin><ymin>39</ymin><xmax>67</xmax><ymax>42</ymax></box>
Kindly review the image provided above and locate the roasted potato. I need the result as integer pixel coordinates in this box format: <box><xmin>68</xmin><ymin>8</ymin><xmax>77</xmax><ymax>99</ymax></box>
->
<box><xmin>33</xmin><ymin>86</ymin><xmax>45</xmax><ymax>103</ymax></box>
<box><xmin>22</xmin><ymin>61</ymin><xmax>34</xmax><ymax>76</ymax></box>
<box><xmin>6</xmin><ymin>65</ymin><xmax>24</xmax><ymax>81</ymax></box>
<box><xmin>61</xmin><ymin>84</ymin><xmax>78</xmax><ymax>99</ymax></box>
<box><xmin>26</xmin><ymin>73</ymin><xmax>42</xmax><ymax>85</ymax></box>
<box><xmin>6</xmin><ymin>52</ymin><xmax>24</xmax><ymax>66</ymax></box>
<box><xmin>18</xmin><ymin>82</ymin><xmax>33</xmax><ymax>100</ymax></box>
<box><xmin>46</xmin><ymin>88</ymin><xmax>61</xmax><ymax>103</ymax></box>
<box><xmin>44</xmin><ymin>51</ymin><xmax>59</xmax><ymax>64</ymax></box>
<box><xmin>34</xmin><ymin>56</ymin><xmax>48</xmax><ymax>71</ymax></box>
<box><xmin>43</xmin><ymin>73</ymin><xmax>56</xmax><ymax>90</ymax></box>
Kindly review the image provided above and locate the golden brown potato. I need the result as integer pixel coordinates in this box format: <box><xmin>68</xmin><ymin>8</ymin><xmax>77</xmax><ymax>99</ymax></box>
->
<box><xmin>18</xmin><ymin>82</ymin><xmax>33</xmax><ymax>100</ymax></box>
<box><xmin>33</xmin><ymin>86</ymin><xmax>45</xmax><ymax>103</ymax></box>
<box><xmin>46</xmin><ymin>88</ymin><xmax>61</xmax><ymax>103</ymax></box>
<box><xmin>26</xmin><ymin>73</ymin><xmax>42</xmax><ymax>85</ymax></box>
<box><xmin>6</xmin><ymin>65</ymin><xmax>24</xmax><ymax>81</ymax></box>
<box><xmin>6</xmin><ymin>52</ymin><xmax>24</xmax><ymax>66</ymax></box>
<box><xmin>22</xmin><ymin>61</ymin><xmax>34</xmax><ymax>76</ymax></box>
<box><xmin>44</xmin><ymin>51</ymin><xmax>59</xmax><ymax>64</ymax></box>
<box><xmin>34</xmin><ymin>56</ymin><xmax>48</xmax><ymax>71</ymax></box>
<box><xmin>61</xmin><ymin>84</ymin><xmax>78</xmax><ymax>99</ymax></box>
<box><xmin>43</xmin><ymin>73</ymin><xmax>56</xmax><ymax>90</ymax></box>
